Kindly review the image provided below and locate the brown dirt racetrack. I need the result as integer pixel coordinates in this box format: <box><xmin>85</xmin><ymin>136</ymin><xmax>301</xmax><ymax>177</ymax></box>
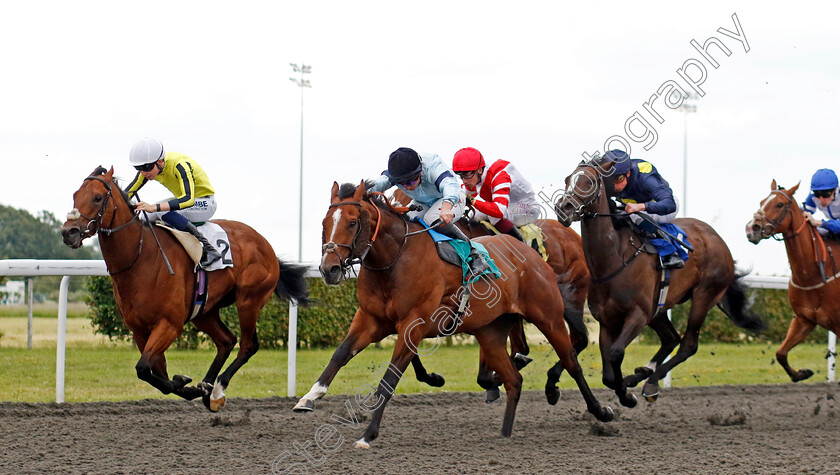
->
<box><xmin>1</xmin><ymin>383</ymin><xmax>838</xmax><ymax>474</ymax></box>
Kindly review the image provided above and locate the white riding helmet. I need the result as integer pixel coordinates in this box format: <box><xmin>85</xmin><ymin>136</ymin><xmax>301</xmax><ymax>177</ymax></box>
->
<box><xmin>129</xmin><ymin>137</ymin><xmax>166</xmax><ymax>166</ymax></box>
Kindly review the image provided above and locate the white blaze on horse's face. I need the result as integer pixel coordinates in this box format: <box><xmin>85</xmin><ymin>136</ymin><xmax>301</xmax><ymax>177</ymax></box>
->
<box><xmin>328</xmin><ymin>208</ymin><xmax>342</xmax><ymax>243</ymax></box>
<box><xmin>571</xmin><ymin>170</ymin><xmax>599</xmax><ymax>201</ymax></box>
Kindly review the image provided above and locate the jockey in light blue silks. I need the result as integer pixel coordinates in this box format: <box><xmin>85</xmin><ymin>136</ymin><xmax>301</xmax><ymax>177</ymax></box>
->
<box><xmin>600</xmin><ymin>149</ymin><xmax>686</xmax><ymax>269</ymax></box>
<box><xmin>368</xmin><ymin>147</ymin><xmax>490</xmax><ymax>274</ymax></box>
<box><xmin>802</xmin><ymin>168</ymin><xmax>840</xmax><ymax>236</ymax></box>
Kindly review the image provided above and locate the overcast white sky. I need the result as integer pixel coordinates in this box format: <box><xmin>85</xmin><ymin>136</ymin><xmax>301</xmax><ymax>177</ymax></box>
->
<box><xmin>1</xmin><ymin>1</ymin><xmax>837</xmax><ymax>276</ymax></box>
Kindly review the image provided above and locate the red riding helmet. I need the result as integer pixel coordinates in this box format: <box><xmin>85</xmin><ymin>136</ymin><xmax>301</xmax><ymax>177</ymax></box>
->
<box><xmin>452</xmin><ymin>147</ymin><xmax>485</xmax><ymax>172</ymax></box>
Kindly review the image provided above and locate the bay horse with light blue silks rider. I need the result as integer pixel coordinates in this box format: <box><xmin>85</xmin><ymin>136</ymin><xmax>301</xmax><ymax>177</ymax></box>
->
<box><xmin>60</xmin><ymin>166</ymin><xmax>309</xmax><ymax>411</ymax></box>
<box><xmin>555</xmin><ymin>160</ymin><xmax>765</xmax><ymax>406</ymax></box>
<box><xmin>294</xmin><ymin>181</ymin><xmax>613</xmax><ymax>448</ymax></box>
<box><xmin>746</xmin><ymin>180</ymin><xmax>840</xmax><ymax>383</ymax></box>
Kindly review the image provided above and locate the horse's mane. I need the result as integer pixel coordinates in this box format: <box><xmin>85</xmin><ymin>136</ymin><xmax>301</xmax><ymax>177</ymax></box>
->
<box><xmin>338</xmin><ymin>183</ymin><xmax>409</xmax><ymax>215</ymax></box>
<box><xmin>91</xmin><ymin>166</ymin><xmax>136</xmax><ymax>212</ymax></box>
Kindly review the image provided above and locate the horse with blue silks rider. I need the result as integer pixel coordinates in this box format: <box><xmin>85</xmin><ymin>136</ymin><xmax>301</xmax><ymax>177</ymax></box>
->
<box><xmin>803</xmin><ymin>168</ymin><xmax>840</xmax><ymax>236</ymax></box>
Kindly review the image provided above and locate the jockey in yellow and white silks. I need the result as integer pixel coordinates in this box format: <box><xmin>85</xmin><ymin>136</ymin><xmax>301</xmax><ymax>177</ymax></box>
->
<box><xmin>125</xmin><ymin>137</ymin><xmax>221</xmax><ymax>268</ymax></box>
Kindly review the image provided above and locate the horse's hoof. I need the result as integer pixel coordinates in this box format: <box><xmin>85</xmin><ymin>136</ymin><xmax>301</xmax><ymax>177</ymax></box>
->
<box><xmin>172</xmin><ymin>374</ymin><xmax>192</xmax><ymax>388</ymax></box>
<box><xmin>598</xmin><ymin>406</ymin><xmax>615</xmax><ymax>423</ymax></box>
<box><xmin>793</xmin><ymin>369</ymin><xmax>814</xmax><ymax>382</ymax></box>
<box><xmin>293</xmin><ymin>398</ymin><xmax>315</xmax><ymax>412</ymax></box>
<box><xmin>624</xmin><ymin>367</ymin><xmax>653</xmax><ymax>388</ymax></box>
<box><xmin>197</xmin><ymin>381</ymin><xmax>213</xmax><ymax>395</ymax></box>
<box><xmin>354</xmin><ymin>438</ymin><xmax>371</xmax><ymax>449</ymax></box>
<box><xmin>620</xmin><ymin>393</ymin><xmax>638</xmax><ymax>408</ymax></box>
<box><xmin>485</xmin><ymin>387</ymin><xmax>501</xmax><ymax>403</ymax></box>
<box><xmin>545</xmin><ymin>387</ymin><xmax>560</xmax><ymax>406</ymax></box>
<box><xmin>642</xmin><ymin>380</ymin><xmax>660</xmax><ymax>401</ymax></box>
<box><xmin>426</xmin><ymin>373</ymin><xmax>445</xmax><ymax>387</ymax></box>
<box><xmin>209</xmin><ymin>396</ymin><xmax>226</xmax><ymax>412</ymax></box>
<box><xmin>513</xmin><ymin>353</ymin><xmax>533</xmax><ymax>370</ymax></box>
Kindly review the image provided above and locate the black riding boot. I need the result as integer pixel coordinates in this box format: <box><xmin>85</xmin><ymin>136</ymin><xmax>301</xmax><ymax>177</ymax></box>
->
<box><xmin>437</xmin><ymin>222</ymin><xmax>491</xmax><ymax>275</ymax></box>
<box><xmin>184</xmin><ymin>222</ymin><xmax>222</xmax><ymax>268</ymax></box>
<box><xmin>504</xmin><ymin>225</ymin><xmax>525</xmax><ymax>242</ymax></box>
<box><xmin>654</xmin><ymin>228</ymin><xmax>684</xmax><ymax>269</ymax></box>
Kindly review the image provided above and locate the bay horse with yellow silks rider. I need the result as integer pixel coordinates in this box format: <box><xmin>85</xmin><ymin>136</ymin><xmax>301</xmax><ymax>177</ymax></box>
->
<box><xmin>294</xmin><ymin>182</ymin><xmax>613</xmax><ymax>448</ymax></box>
<box><xmin>555</xmin><ymin>160</ymin><xmax>765</xmax><ymax>406</ymax></box>
<box><xmin>746</xmin><ymin>180</ymin><xmax>840</xmax><ymax>383</ymax></box>
<box><xmin>61</xmin><ymin>166</ymin><xmax>309</xmax><ymax>410</ymax></box>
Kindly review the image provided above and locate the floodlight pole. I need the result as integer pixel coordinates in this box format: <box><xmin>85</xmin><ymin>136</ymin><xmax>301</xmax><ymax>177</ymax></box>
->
<box><xmin>290</xmin><ymin>63</ymin><xmax>312</xmax><ymax>262</ymax></box>
<box><xmin>677</xmin><ymin>94</ymin><xmax>697</xmax><ymax>217</ymax></box>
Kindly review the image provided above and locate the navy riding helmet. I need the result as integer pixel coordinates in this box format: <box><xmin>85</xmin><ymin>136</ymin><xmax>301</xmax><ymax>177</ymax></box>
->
<box><xmin>387</xmin><ymin>148</ymin><xmax>422</xmax><ymax>184</ymax></box>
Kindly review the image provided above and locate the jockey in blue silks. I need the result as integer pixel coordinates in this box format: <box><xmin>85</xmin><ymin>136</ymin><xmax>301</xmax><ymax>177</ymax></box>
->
<box><xmin>368</xmin><ymin>147</ymin><xmax>490</xmax><ymax>274</ymax></box>
<box><xmin>600</xmin><ymin>149</ymin><xmax>686</xmax><ymax>269</ymax></box>
<box><xmin>803</xmin><ymin>168</ymin><xmax>840</xmax><ymax>236</ymax></box>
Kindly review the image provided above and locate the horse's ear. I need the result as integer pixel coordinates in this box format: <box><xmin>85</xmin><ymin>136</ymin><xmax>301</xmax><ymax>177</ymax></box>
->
<box><xmin>330</xmin><ymin>182</ymin><xmax>340</xmax><ymax>204</ymax></box>
<box><xmin>788</xmin><ymin>181</ymin><xmax>800</xmax><ymax>195</ymax></box>
<box><xmin>770</xmin><ymin>179</ymin><xmax>777</xmax><ymax>190</ymax></box>
<box><xmin>106</xmin><ymin>166</ymin><xmax>115</xmax><ymax>180</ymax></box>
<box><xmin>353</xmin><ymin>180</ymin><xmax>366</xmax><ymax>201</ymax></box>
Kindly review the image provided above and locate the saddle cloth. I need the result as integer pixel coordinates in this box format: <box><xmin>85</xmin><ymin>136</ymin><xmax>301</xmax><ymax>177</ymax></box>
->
<box><xmin>154</xmin><ymin>221</ymin><xmax>234</xmax><ymax>272</ymax></box>
<box><xmin>413</xmin><ymin>218</ymin><xmax>501</xmax><ymax>284</ymax></box>
<box><xmin>479</xmin><ymin>221</ymin><xmax>548</xmax><ymax>261</ymax></box>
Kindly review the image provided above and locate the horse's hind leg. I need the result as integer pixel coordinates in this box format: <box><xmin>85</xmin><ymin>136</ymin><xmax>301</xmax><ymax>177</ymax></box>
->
<box><xmin>295</xmin><ymin>308</ymin><xmax>389</xmax><ymax>412</ymax></box>
<box><xmin>624</xmin><ymin>312</ymin><xmax>680</xmax><ymax>389</ymax></box>
<box><xmin>206</xmin><ymin>302</ymin><xmax>262</xmax><ymax>412</ymax></box>
<box><xmin>643</xmin><ymin>296</ymin><xmax>714</xmax><ymax>400</ymax></box>
<box><xmin>776</xmin><ymin>315</ymin><xmax>817</xmax><ymax>382</ymax></box>
<box><xmin>191</xmin><ymin>306</ymin><xmax>237</xmax><ymax>406</ymax></box>
<box><xmin>474</xmin><ymin>322</ymin><xmax>523</xmax><ymax>437</ymax></box>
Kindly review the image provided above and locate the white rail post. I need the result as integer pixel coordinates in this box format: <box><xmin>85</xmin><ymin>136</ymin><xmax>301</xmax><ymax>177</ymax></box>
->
<box><xmin>26</xmin><ymin>277</ymin><xmax>34</xmax><ymax>349</ymax></box>
<box><xmin>56</xmin><ymin>276</ymin><xmax>71</xmax><ymax>403</ymax></box>
<box><xmin>287</xmin><ymin>301</ymin><xmax>298</xmax><ymax>397</ymax></box>
<box><xmin>829</xmin><ymin>331</ymin><xmax>837</xmax><ymax>383</ymax></box>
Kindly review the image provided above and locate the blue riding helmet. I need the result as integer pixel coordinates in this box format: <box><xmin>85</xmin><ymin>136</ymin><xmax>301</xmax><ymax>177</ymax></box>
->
<box><xmin>810</xmin><ymin>168</ymin><xmax>838</xmax><ymax>191</ymax></box>
<box><xmin>603</xmin><ymin>149</ymin><xmax>632</xmax><ymax>175</ymax></box>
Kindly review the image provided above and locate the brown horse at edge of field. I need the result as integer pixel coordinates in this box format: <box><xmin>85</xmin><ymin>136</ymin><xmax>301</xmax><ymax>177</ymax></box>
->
<box><xmin>745</xmin><ymin>180</ymin><xmax>840</xmax><ymax>383</ymax></box>
<box><xmin>60</xmin><ymin>166</ymin><xmax>309</xmax><ymax>411</ymax></box>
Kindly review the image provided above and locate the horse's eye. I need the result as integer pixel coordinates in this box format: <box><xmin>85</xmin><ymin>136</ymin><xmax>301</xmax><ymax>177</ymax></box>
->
<box><xmin>775</xmin><ymin>203</ymin><xmax>783</xmax><ymax>208</ymax></box>
<box><xmin>93</xmin><ymin>195</ymin><xmax>103</xmax><ymax>203</ymax></box>
<box><xmin>348</xmin><ymin>220</ymin><xmax>357</xmax><ymax>228</ymax></box>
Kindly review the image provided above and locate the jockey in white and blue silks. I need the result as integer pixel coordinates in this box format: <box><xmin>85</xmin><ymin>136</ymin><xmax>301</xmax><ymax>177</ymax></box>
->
<box><xmin>367</xmin><ymin>147</ymin><xmax>490</xmax><ymax>274</ymax></box>
<box><xmin>600</xmin><ymin>149</ymin><xmax>685</xmax><ymax>269</ymax></box>
<box><xmin>802</xmin><ymin>168</ymin><xmax>840</xmax><ymax>236</ymax></box>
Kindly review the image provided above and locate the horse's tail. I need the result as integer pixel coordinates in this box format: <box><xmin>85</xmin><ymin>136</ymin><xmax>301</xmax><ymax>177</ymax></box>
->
<box><xmin>716</xmin><ymin>269</ymin><xmax>767</xmax><ymax>332</ymax></box>
<box><xmin>275</xmin><ymin>258</ymin><xmax>310</xmax><ymax>306</ymax></box>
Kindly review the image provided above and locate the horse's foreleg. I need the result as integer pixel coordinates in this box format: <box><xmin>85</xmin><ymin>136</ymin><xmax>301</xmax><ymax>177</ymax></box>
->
<box><xmin>624</xmin><ymin>313</ymin><xmax>679</xmax><ymax>388</ymax></box>
<box><xmin>294</xmin><ymin>308</ymin><xmax>385</xmax><ymax>412</ymax></box>
<box><xmin>603</xmin><ymin>310</ymin><xmax>647</xmax><ymax>408</ymax></box>
<box><xmin>474</xmin><ymin>323</ymin><xmax>524</xmax><ymax>437</ymax></box>
<box><xmin>135</xmin><ymin>319</ymin><xmax>185</xmax><ymax>396</ymax></box>
<box><xmin>776</xmin><ymin>315</ymin><xmax>817</xmax><ymax>382</ymax></box>
<box><xmin>355</xmin><ymin>325</ymin><xmax>421</xmax><ymax>449</ymax></box>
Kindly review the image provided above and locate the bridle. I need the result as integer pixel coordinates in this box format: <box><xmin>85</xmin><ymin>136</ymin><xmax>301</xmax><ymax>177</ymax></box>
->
<box><xmin>69</xmin><ymin>174</ymin><xmax>142</xmax><ymax>275</ymax></box>
<box><xmin>752</xmin><ymin>189</ymin><xmax>807</xmax><ymax>241</ymax></box>
<box><xmin>322</xmin><ymin>193</ymin><xmax>409</xmax><ymax>273</ymax></box>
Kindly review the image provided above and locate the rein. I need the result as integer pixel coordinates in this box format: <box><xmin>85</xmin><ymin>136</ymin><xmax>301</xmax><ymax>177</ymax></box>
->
<box><xmin>74</xmin><ymin>174</ymin><xmax>144</xmax><ymax>275</ymax></box>
<box><xmin>564</xmin><ymin>165</ymin><xmax>649</xmax><ymax>283</ymax></box>
<box><xmin>323</xmin><ymin>193</ymin><xmax>410</xmax><ymax>273</ymax></box>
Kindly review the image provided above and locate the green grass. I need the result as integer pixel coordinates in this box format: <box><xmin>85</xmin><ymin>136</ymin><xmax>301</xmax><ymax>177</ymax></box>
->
<box><xmin>0</xmin><ymin>314</ymin><xmax>834</xmax><ymax>403</ymax></box>
<box><xmin>0</xmin><ymin>302</ymin><xmax>88</xmax><ymax>319</ymax></box>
